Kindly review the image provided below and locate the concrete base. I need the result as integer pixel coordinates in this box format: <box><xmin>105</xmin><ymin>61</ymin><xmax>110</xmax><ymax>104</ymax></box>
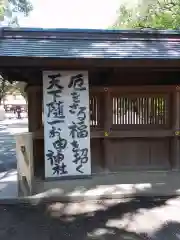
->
<box><xmin>28</xmin><ymin>171</ymin><xmax>180</xmax><ymax>201</ymax></box>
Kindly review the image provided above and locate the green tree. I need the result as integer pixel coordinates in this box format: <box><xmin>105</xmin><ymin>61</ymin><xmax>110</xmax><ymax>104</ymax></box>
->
<box><xmin>0</xmin><ymin>0</ymin><xmax>32</xmax><ymax>103</ymax></box>
<box><xmin>0</xmin><ymin>79</ymin><xmax>27</xmax><ymax>105</ymax></box>
<box><xmin>14</xmin><ymin>81</ymin><xmax>27</xmax><ymax>102</ymax></box>
<box><xmin>112</xmin><ymin>0</ymin><xmax>180</xmax><ymax>30</ymax></box>
<box><xmin>0</xmin><ymin>77</ymin><xmax>17</xmax><ymax>104</ymax></box>
<box><xmin>0</xmin><ymin>0</ymin><xmax>33</xmax><ymax>26</ymax></box>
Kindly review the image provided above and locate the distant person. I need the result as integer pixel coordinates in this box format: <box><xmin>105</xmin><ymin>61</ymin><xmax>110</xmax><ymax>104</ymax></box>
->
<box><xmin>16</xmin><ymin>107</ymin><xmax>21</xmax><ymax>119</ymax></box>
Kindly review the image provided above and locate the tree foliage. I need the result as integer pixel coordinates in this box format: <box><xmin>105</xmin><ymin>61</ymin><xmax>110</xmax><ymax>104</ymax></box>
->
<box><xmin>0</xmin><ymin>77</ymin><xmax>27</xmax><ymax>104</ymax></box>
<box><xmin>0</xmin><ymin>0</ymin><xmax>33</xmax><ymax>25</ymax></box>
<box><xmin>0</xmin><ymin>0</ymin><xmax>32</xmax><ymax>103</ymax></box>
<box><xmin>112</xmin><ymin>0</ymin><xmax>180</xmax><ymax>30</ymax></box>
<box><xmin>14</xmin><ymin>81</ymin><xmax>27</xmax><ymax>102</ymax></box>
<box><xmin>0</xmin><ymin>77</ymin><xmax>16</xmax><ymax>104</ymax></box>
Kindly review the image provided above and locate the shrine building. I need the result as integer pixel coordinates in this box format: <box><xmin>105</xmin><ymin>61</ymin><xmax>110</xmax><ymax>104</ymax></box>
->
<box><xmin>1</xmin><ymin>27</ymin><xmax>180</xmax><ymax>198</ymax></box>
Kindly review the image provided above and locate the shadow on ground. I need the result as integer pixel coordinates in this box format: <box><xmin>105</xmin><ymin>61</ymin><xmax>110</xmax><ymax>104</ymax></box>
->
<box><xmin>0</xmin><ymin>196</ymin><xmax>180</xmax><ymax>240</ymax></box>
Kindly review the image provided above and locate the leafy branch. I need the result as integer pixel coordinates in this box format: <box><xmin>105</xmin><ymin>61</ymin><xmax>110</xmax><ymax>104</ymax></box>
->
<box><xmin>112</xmin><ymin>0</ymin><xmax>180</xmax><ymax>30</ymax></box>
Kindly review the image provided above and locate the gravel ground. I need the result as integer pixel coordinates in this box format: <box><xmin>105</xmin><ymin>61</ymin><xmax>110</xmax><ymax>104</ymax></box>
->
<box><xmin>0</xmin><ymin>197</ymin><xmax>180</xmax><ymax>240</ymax></box>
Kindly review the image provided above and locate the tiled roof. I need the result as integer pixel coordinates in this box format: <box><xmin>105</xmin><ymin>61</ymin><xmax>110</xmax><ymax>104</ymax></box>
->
<box><xmin>0</xmin><ymin>27</ymin><xmax>180</xmax><ymax>59</ymax></box>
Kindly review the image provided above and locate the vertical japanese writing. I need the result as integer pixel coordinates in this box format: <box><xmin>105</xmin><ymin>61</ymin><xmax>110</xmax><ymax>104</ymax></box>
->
<box><xmin>43</xmin><ymin>71</ymin><xmax>91</xmax><ymax>178</ymax></box>
<box><xmin>68</xmin><ymin>73</ymin><xmax>89</xmax><ymax>174</ymax></box>
<box><xmin>46</xmin><ymin>73</ymin><xmax>65</xmax><ymax>125</ymax></box>
<box><xmin>45</xmin><ymin>73</ymin><xmax>68</xmax><ymax>176</ymax></box>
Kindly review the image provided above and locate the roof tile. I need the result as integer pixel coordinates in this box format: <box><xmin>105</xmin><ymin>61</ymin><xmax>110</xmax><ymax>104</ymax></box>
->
<box><xmin>0</xmin><ymin>34</ymin><xmax>180</xmax><ymax>59</ymax></box>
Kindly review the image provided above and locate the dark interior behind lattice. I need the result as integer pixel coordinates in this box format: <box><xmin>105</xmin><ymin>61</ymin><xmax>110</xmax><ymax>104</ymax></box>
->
<box><xmin>90</xmin><ymin>93</ymin><xmax>104</xmax><ymax>129</ymax></box>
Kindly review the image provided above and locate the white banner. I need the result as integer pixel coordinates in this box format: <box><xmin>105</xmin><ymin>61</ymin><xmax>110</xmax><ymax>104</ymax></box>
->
<box><xmin>43</xmin><ymin>71</ymin><xmax>91</xmax><ymax>179</ymax></box>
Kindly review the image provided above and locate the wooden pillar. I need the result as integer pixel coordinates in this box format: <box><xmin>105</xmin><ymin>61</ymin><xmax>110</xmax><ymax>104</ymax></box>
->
<box><xmin>26</xmin><ymin>85</ymin><xmax>43</xmax><ymax>132</ymax></box>
<box><xmin>171</xmin><ymin>87</ymin><xmax>180</xmax><ymax>170</ymax></box>
<box><xmin>103</xmin><ymin>87</ymin><xmax>112</xmax><ymax>170</ymax></box>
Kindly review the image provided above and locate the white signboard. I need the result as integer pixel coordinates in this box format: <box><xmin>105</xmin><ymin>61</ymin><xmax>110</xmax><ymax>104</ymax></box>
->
<box><xmin>43</xmin><ymin>71</ymin><xmax>91</xmax><ymax>179</ymax></box>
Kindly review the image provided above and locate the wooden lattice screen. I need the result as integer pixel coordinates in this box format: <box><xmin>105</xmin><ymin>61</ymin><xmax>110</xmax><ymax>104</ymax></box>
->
<box><xmin>90</xmin><ymin>92</ymin><xmax>104</xmax><ymax>129</ymax></box>
<box><xmin>112</xmin><ymin>93</ymin><xmax>170</xmax><ymax>129</ymax></box>
<box><xmin>90</xmin><ymin>88</ymin><xmax>171</xmax><ymax>130</ymax></box>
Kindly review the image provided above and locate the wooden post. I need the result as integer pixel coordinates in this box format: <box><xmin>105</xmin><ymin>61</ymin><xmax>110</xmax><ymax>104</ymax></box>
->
<box><xmin>171</xmin><ymin>87</ymin><xmax>180</xmax><ymax>170</ymax></box>
<box><xmin>26</xmin><ymin>85</ymin><xmax>43</xmax><ymax>132</ymax></box>
<box><xmin>103</xmin><ymin>87</ymin><xmax>112</xmax><ymax>170</ymax></box>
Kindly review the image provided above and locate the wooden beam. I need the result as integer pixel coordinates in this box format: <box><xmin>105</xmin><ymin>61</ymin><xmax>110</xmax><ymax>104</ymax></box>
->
<box><xmin>91</xmin><ymin>130</ymin><xmax>173</xmax><ymax>138</ymax></box>
<box><xmin>102</xmin><ymin>88</ymin><xmax>113</xmax><ymax>170</ymax></box>
<box><xmin>1</xmin><ymin>57</ymin><xmax>180</xmax><ymax>69</ymax></box>
<box><xmin>91</xmin><ymin>85</ymin><xmax>176</xmax><ymax>93</ymax></box>
<box><xmin>33</xmin><ymin>129</ymin><xmax>174</xmax><ymax>139</ymax></box>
